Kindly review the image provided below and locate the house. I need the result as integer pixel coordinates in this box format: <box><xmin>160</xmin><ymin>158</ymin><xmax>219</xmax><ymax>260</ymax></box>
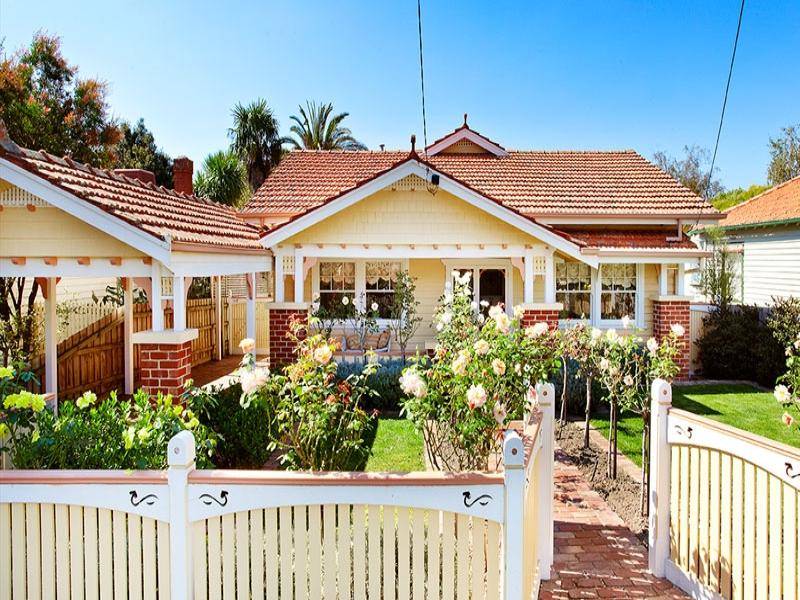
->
<box><xmin>0</xmin><ymin>121</ymin><xmax>269</xmax><ymax>399</ymax></box>
<box><xmin>699</xmin><ymin>176</ymin><xmax>800</xmax><ymax>306</ymax></box>
<box><xmin>243</xmin><ymin>120</ymin><xmax>722</xmax><ymax>378</ymax></box>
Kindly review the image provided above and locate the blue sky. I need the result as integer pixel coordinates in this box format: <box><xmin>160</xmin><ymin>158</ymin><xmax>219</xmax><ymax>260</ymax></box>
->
<box><xmin>2</xmin><ymin>1</ymin><xmax>798</xmax><ymax>189</ymax></box>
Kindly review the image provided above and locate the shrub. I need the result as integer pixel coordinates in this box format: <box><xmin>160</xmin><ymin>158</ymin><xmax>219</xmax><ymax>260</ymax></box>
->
<box><xmin>775</xmin><ymin>332</ymin><xmax>800</xmax><ymax>436</ymax></box>
<box><xmin>337</xmin><ymin>359</ymin><xmax>405</xmax><ymax>411</ymax></box>
<box><xmin>767</xmin><ymin>296</ymin><xmax>800</xmax><ymax>350</ymax></box>
<box><xmin>189</xmin><ymin>382</ymin><xmax>277</xmax><ymax>469</ymax></box>
<box><xmin>697</xmin><ymin>306</ymin><xmax>784</xmax><ymax>387</ymax></box>
<box><xmin>0</xmin><ymin>382</ymin><xmax>217</xmax><ymax>469</ymax></box>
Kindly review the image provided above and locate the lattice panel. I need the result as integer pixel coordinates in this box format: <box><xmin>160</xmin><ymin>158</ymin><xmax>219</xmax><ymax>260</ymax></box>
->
<box><xmin>388</xmin><ymin>174</ymin><xmax>428</xmax><ymax>192</ymax></box>
<box><xmin>0</xmin><ymin>184</ymin><xmax>48</xmax><ymax>207</ymax></box>
<box><xmin>532</xmin><ymin>256</ymin><xmax>547</xmax><ymax>276</ymax></box>
<box><xmin>438</xmin><ymin>138</ymin><xmax>491</xmax><ymax>154</ymax></box>
<box><xmin>281</xmin><ymin>255</ymin><xmax>295</xmax><ymax>273</ymax></box>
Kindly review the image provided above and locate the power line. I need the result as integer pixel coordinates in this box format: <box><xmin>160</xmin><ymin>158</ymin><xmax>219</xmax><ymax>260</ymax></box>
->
<box><xmin>417</xmin><ymin>0</ymin><xmax>428</xmax><ymax>154</ymax></box>
<box><xmin>705</xmin><ymin>0</ymin><xmax>746</xmax><ymax>198</ymax></box>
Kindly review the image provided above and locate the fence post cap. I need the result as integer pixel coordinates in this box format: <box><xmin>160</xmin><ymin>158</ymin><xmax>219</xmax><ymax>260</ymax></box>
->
<box><xmin>503</xmin><ymin>430</ymin><xmax>525</xmax><ymax>468</ymax></box>
<box><xmin>168</xmin><ymin>430</ymin><xmax>196</xmax><ymax>467</ymax></box>
<box><xmin>535</xmin><ymin>382</ymin><xmax>555</xmax><ymax>407</ymax></box>
<box><xmin>651</xmin><ymin>378</ymin><xmax>672</xmax><ymax>406</ymax></box>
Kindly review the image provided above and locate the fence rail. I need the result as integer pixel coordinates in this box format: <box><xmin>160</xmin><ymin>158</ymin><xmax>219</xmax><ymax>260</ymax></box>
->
<box><xmin>648</xmin><ymin>380</ymin><xmax>800</xmax><ymax>600</ymax></box>
<box><xmin>0</xmin><ymin>386</ymin><xmax>555</xmax><ymax>600</ymax></box>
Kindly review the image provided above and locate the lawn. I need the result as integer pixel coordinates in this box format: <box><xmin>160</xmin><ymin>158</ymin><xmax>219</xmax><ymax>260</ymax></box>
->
<box><xmin>591</xmin><ymin>384</ymin><xmax>799</xmax><ymax>467</ymax></box>
<box><xmin>365</xmin><ymin>417</ymin><xmax>425</xmax><ymax>471</ymax></box>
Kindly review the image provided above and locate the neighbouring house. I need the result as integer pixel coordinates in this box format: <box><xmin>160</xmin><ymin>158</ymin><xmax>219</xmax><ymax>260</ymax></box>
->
<box><xmin>695</xmin><ymin>176</ymin><xmax>800</xmax><ymax>306</ymax></box>
<box><xmin>0</xmin><ymin>121</ymin><xmax>269</xmax><ymax>399</ymax></box>
<box><xmin>242</xmin><ymin>119</ymin><xmax>722</xmax><ymax>378</ymax></box>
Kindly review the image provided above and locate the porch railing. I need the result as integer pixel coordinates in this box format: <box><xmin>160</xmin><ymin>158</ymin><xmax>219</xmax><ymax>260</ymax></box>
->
<box><xmin>0</xmin><ymin>385</ymin><xmax>555</xmax><ymax>600</ymax></box>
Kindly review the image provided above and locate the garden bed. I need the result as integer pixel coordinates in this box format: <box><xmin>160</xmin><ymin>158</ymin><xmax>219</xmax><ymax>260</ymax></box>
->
<box><xmin>556</xmin><ymin>420</ymin><xmax>649</xmax><ymax>544</ymax></box>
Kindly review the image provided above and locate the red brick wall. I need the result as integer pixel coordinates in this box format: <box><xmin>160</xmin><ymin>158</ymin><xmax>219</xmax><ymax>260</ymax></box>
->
<box><xmin>520</xmin><ymin>308</ymin><xmax>560</xmax><ymax>331</ymax></box>
<box><xmin>138</xmin><ymin>341</ymin><xmax>193</xmax><ymax>398</ymax></box>
<box><xmin>269</xmin><ymin>308</ymin><xmax>308</xmax><ymax>367</ymax></box>
<box><xmin>653</xmin><ymin>300</ymin><xmax>691</xmax><ymax>381</ymax></box>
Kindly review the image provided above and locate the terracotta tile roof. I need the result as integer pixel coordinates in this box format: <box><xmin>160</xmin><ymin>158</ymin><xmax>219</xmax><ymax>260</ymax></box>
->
<box><xmin>244</xmin><ymin>148</ymin><xmax>718</xmax><ymax>219</ymax></box>
<box><xmin>556</xmin><ymin>228</ymin><xmax>700</xmax><ymax>250</ymax></box>
<box><xmin>718</xmin><ymin>176</ymin><xmax>800</xmax><ymax>229</ymax></box>
<box><xmin>2</xmin><ymin>146</ymin><xmax>264</xmax><ymax>251</ymax></box>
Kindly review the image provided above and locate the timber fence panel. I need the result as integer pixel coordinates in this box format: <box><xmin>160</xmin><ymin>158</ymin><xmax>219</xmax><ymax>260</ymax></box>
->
<box><xmin>0</xmin><ymin>397</ymin><xmax>556</xmax><ymax>600</ymax></box>
<box><xmin>650</xmin><ymin>379</ymin><xmax>800</xmax><ymax>600</ymax></box>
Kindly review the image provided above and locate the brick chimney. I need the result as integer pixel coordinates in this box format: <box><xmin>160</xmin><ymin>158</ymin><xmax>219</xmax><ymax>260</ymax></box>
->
<box><xmin>173</xmin><ymin>156</ymin><xmax>193</xmax><ymax>195</ymax></box>
<box><xmin>114</xmin><ymin>168</ymin><xmax>156</xmax><ymax>185</ymax></box>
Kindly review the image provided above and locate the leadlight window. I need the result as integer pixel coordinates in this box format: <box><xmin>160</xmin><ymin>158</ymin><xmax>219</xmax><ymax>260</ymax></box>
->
<box><xmin>600</xmin><ymin>264</ymin><xmax>637</xmax><ymax>320</ymax></box>
<box><xmin>366</xmin><ymin>261</ymin><xmax>401</xmax><ymax>319</ymax></box>
<box><xmin>318</xmin><ymin>261</ymin><xmax>356</xmax><ymax>312</ymax></box>
<box><xmin>556</xmin><ymin>262</ymin><xmax>592</xmax><ymax>319</ymax></box>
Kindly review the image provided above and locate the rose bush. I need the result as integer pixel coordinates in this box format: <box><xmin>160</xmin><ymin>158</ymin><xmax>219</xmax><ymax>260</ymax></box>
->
<box><xmin>775</xmin><ymin>332</ymin><xmax>800</xmax><ymax>436</ymax></box>
<box><xmin>400</xmin><ymin>272</ymin><xmax>562</xmax><ymax>470</ymax></box>
<box><xmin>238</xmin><ymin>318</ymin><xmax>379</xmax><ymax>471</ymax></box>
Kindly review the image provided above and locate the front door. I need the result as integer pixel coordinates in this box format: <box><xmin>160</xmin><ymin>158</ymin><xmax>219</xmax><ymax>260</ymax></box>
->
<box><xmin>479</xmin><ymin>268</ymin><xmax>506</xmax><ymax>314</ymax></box>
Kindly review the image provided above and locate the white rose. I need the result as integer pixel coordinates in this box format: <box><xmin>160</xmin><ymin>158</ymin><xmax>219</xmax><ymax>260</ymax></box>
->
<box><xmin>436</xmin><ymin>322</ymin><xmax>444</xmax><ymax>332</ymax></box>
<box><xmin>492</xmin><ymin>358</ymin><xmax>506</xmax><ymax>376</ymax></box>
<box><xmin>313</xmin><ymin>345</ymin><xmax>333</xmax><ymax>364</ymax></box>
<box><xmin>342</xmin><ymin>296</ymin><xmax>350</xmax><ymax>306</ymax></box>
<box><xmin>239</xmin><ymin>338</ymin><xmax>256</xmax><ymax>354</ymax></box>
<box><xmin>466</xmin><ymin>384</ymin><xmax>487</xmax><ymax>409</ymax></box>
<box><xmin>488</xmin><ymin>305</ymin><xmax>504</xmax><ymax>320</ymax></box>
<box><xmin>494</xmin><ymin>313</ymin><xmax>511</xmax><ymax>334</ymax></box>
<box><xmin>624</xmin><ymin>375</ymin><xmax>634</xmax><ymax>386</ymax></box>
<box><xmin>605</xmin><ymin>329</ymin><xmax>619</xmax><ymax>343</ymax></box>
<box><xmin>647</xmin><ymin>337</ymin><xmax>659</xmax><ymax>354</ymax></box>
<box><xmin>471</xmin><ymin>301</ymin><xmax>479</xmax><ymax>311</ymax></box>
<box><xmin>444</xmin><ymin>292</ymin><xmax>454</xmax><ymax>305</ymax></box>
<box><xmin>493</xmin><ymin>402</ymin><xmax>508</xmax><ymax>426</ymax></box>
<box><xmin>473</xmin><ymin>339</ymin><xmax>490</xmax><ymax>355</ymax></box>
<box><xmin>599</xmin><ymin>357</ymin><xmax>610</xmax><ymax>371</ymax></box>
<box><xmin>591</xmin><ymin>328</ymin><xmax>603</xmax><ymax>341</ymax></box>
<box><xmin>441</xmin><ymin>311</ymin><xmax>453</xmax><ymax>325</ymax></box>
<box><xmin>621</xmin><ymin>315</ymin><xmax>631</xmax><ymax>329</ymax></box>
<box><xmin>371</xmin><ymin>302</ymin><xmax>379</xmax><ymax>311</ymax></box>
<box><xmin>670</xmin><ymin>323</ymin><xmax>685</xmax><ymax>337</ymax></box>
<box><xmin>513</xmin><ymin>305</ymin><xmax>525</xmax><ymax>319</ymax></box>
<box><xmin>480</xmin><ymin>300</ymin><xmax>490</xmax><ymax>308</ymax></box>
<box><xmin>477</xmin><ymin>314</ymin><xmax>485</xmax><ymax>324</ymax></box>
<box><xmin>774</xmin><ymin>385</ymin><xmax>792</xmax><ymax>404</ymax></box>
<box><xmin>526</xmin><ymin>322</ymin><xmax>550</xmax><ymax>339</ymax></box>
<box><xmin>399</xmin><ymin>370</ymin><xmax>428</xmax><ymax>399</ymax></box>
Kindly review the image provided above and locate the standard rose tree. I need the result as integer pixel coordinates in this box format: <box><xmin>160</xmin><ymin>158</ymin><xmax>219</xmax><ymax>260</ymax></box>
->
<box><xmin>775</xmin><ymin>332</ymin><xmax>800</xmax><ymax>436</ymax></box>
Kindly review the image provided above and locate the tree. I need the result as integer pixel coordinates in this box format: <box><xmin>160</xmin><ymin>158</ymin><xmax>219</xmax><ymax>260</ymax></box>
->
<box><xmin>0</xmin><ymin>32</ymin><xmax>121</xmax><ymax>167</ymax></box>
<box><xmin>653</xmin><ymin>145</ymin><xmax>723</xmax><ymax>200</ymax></box>
<box><xmin>0</xmin><ymin>279</ymin><xmax>40</xmax><ymax>365</ymax></box>
<box><xmin>115</xmin><ymin>119</ymin><xmax>173</xmax><ymax>187</ymax></box>
<box><xmin>229</xmin><ymin>99</ymin><xmax>284</xmax><ymax>191</ymax></box>
<box><xmin>698</xmin><ymin>227</ymin><xmax>739</xmax><ymax>310</ymax></box>
<box><xmin>287</xmin><ymin>101</ymin><xmax>366</xmax><ymax>150</ymax></box>
<box><xmin>193</xmin><ymin>149</ymin><xmax>249</xmax><ymax>207</ymax></box>
<box><xmin>387</xmin><ymin>271</ymin><xmax>422</xmax><ymax>363</ymax></box>
<box><xmin>767</xmin><ymin>124</ymin><xmax>800</xmax><ymax>185</ymax></box>
<box><xmin>711</xmin><ymin>184</ymin><xmax>769</xmax><ymax>211</ymax></box>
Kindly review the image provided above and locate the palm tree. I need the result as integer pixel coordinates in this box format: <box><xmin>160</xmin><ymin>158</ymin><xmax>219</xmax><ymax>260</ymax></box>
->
<box><xmin>229</xmin><ymin>99</ymin><xmax>283</xmax><ymax>191</ymax></box>
<box><xmin>287</xmin><ymin>101</ymin><xmax>366</xmax><ymax>150</ymax></box>
<box><xmin>193</xmin><ymin>149</ymin><xmax>249</xmax><ymax>207</ymax></box>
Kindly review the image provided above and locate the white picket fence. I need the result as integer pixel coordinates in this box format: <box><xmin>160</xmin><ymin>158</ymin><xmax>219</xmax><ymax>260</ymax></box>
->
<box><xmin>648</xmin><ymin>379</ymin><xmax>800</xmax><ymax>600</ymax></box>
<box><xmin>0</xmin><ymin>386</ymin><xmax>555</xmax><ymax>600</ymax></box>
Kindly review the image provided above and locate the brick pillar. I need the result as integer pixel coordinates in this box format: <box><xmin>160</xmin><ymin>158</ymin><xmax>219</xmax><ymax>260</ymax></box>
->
<box><xmin>268</xmin><ymin>303</ymin><xmax>309</xmax><ymax>367</ymax></box>
<box><xmin>520</xmin><ymin>303</ymin><xmax>563</xmax><ymax>331</ymax></box>
<box><xmin>138</xmin><ymin>341</ymin><xmax>193</xmax><ymax>398</ymax></box>
<box><xmin>653</xmin><ymin>297</ymin><xmax>691</xmax><ymax>381</ymax></box>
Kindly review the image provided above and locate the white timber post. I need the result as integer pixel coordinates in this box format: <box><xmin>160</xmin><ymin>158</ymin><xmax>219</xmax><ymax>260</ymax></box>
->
<box><xmin>274</xmin><ymin>254</ymin><xmax>285</xmax><ymax>302</ymax></box>
<box><xmin>167</xmin><ymin>431</ymin><xmax>196</xmax><ymax>600</ymax></box>
<box><xmin>44</xmin><ymin>277</ymin><xmax>58</xmax><ymax>403</ymax></box>
<box><xmin>677</xmin><ymin>264</ymin><xmax>686</xmax><ymax>296</ymax></box>
<box><xmin>543</xmin><ymin>251</ymin><xmax>556</xmax><ymax>304</ymax></box>
<box><xmin>226</xmin><ymin>291</ymin><xmax>234</xmax><ymax>355</ymax></box>
<box><xmin>215</xmin><ymin>276</ymin><xmax>223</xmax><ymax>360</ymax></box>
<box><xmin>659</xmin><ymin>265</ymin><xmax>669</xmax><ymax>296</ymax></box>
<box><xmin>648</xmin><ymin>378</ymin><xmax>672</xmax><ymax>577</ymax></box>
<box><xmin>294</xmin><ymin>249</ymin><xmax>304</xmax><ymax>303</ymax></box>
<box><xmin>151</xmin><ymin>262</ymin><xmax>164</xmax><ymax>331</ymax></box>
<box><xmin>246</xmin><ymin>273</ymin><xmax>257</xmax><ymax>354</ymax></box>
<box><xmin>123</xmin><ymin>277</ymin><xmax>134</xmax><ymax>395</ymax></box>
<box><xmin>172</xmin><ymin>275</ymin><xmax>186</xmax><ymax>331</ymax></box>
<box><xmin>523</xmin><ymin>250</ymin><xmax>534</xmax><ymax>304</ymax></box>
<box><xmin>536</xmin><ymin>382</ymin><xmax>555</xmax><ymax>580</ymax></box>
<box><xmin>503</xmin><ymin>429</ymin><xmax>525</xmax><ymax>600</ymax></box>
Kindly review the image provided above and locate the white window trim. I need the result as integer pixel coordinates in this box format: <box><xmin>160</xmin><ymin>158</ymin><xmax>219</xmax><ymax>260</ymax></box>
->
<box><xmin>595</xmin><ymin>263</ymin><xmax>645</xmax><ymax>328</ymax></box>
<box><xmin>311</xmin><ymin>259</ymin><xmax>408</xmax><ymax>327</ymax></box>
<box><xmin>442</xmin><ymin>259</ymin><xmax>514</xmax><ymax>315</ymax></box>
<box><xmin>554</xmin><ymin>258</ymin><xmax>592</xmax><ymax>326</ymax></box>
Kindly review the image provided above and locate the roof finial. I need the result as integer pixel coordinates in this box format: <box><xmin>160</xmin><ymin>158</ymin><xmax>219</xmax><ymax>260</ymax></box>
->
<box><xmin>463</xmin><ymin>113</ymin><xmax>468</xmax><ymax>127</ymax></box>
<box><xmin>410</xmin><ymin>134</ymin><xmax>416</xmax><ymax>152</ymax></box>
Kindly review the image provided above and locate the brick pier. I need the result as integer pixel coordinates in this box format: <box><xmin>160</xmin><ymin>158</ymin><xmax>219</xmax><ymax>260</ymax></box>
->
<box><xmin>652</xmin><ymin>297</ymin><xmax>691</xmax><ymax>381</ymax></box>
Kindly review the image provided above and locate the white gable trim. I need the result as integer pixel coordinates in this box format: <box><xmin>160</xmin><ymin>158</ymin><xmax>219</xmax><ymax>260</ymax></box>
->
<box><xmin>426</xmin><ymin>128</ymin><xmax>508</xmax><ymax>157</ymax></box>
<box><xmin>259</xmin><ymin>160</ymin><xmax>596</xmax><ymax>267</ymax></box>
<box><xmin>1</xmin><ymin>157</ymin><xmax>172</xmax><ymax>264</ymax></box>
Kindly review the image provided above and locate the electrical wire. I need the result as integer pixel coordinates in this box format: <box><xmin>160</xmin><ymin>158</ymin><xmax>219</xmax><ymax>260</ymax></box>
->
<box><xmin>705</xmin><ymin>0</ymin><xmax>746</xmax><ymax>199</ymax></box>
<box><xmin>417</xmin><ymin>0</ymin><xmax>429</xmax><ymax>155</ymax></box>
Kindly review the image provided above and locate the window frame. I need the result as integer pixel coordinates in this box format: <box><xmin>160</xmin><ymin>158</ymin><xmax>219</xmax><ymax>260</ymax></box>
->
<box><xmin>595</xmin><ymin>263</ymin><xmax>645</xmax><ymax>328</ymax></box>
<box><xmin>554</xmin><ymin>258</ymin><xmax>593</xmax><ymax>325</ymax></box>
<box><xmin>312</xmin><ymin>258</ymin><xmax>408</xmax><ymax>326</ymax></box>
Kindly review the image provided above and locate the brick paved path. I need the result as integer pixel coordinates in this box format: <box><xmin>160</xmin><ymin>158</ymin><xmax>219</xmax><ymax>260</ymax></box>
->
<box><xmin>539</xmin><ymin>450</ymin><xmax>686</xmax><ymax>599</ymax></box>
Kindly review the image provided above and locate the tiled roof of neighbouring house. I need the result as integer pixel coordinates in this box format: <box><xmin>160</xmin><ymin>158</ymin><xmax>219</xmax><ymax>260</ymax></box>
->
<box><xmin>1</xmin><ymin>145</ymin><xmax>265</xmax><ymax>251</ymax></box>
<box><xmin>718</xmin><ymin>176</ymin><xmax>800</xmax><ymax>229</ymax></box>
<box><xmin>243</xmin><ymin>147</ymin><xmax>719</xmax><ymax>218</ymax></box>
